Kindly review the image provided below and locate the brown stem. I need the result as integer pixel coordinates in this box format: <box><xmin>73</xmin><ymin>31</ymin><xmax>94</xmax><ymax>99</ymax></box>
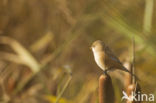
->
<box><xmin>99</xmin><ymin>74</ymin><xmax>115</xmax><ymax>103</ymax></box>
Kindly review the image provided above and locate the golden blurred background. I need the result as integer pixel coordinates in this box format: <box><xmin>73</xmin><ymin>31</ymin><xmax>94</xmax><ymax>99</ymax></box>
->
<box><xmin>0</xmin><ymin>0</ymin><xmax>156</xmax><ymax>103</ymax></box>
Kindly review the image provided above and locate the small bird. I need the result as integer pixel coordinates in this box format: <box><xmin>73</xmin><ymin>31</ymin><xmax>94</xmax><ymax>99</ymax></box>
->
<box><xmin>91</xmin><ymin>40</ymin><xmax>138</xmax><ymax>79</ymax></box>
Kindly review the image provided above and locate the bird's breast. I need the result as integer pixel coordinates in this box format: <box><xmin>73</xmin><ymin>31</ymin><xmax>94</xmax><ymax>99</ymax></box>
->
<box><xmin>93</xmin><ymin>51</ymin><xmax>105</xmax><ymax>70</ymax></box>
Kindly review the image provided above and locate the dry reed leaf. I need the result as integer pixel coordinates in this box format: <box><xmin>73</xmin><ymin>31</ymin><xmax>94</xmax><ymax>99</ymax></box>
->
<box><xmin>143</xmin><ymin>0</ymin><xmax>154</xmax><ymax>34</ymax></box>
<box><xmin>30</xmin><ymin>31</ymin><xmax>54</xmax><ymax>52</ymax></box>
<box><xmin>0</xmin><ymin>36</ymin><xmax>40</xmax><ymax>73</ymax></box>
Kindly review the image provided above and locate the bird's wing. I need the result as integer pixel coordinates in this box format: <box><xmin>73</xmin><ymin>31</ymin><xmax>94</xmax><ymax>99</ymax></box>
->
<box><xmin>105</xmin><ymin>46</ymin><xmax>121</xmax><ymax>64</ymax></box>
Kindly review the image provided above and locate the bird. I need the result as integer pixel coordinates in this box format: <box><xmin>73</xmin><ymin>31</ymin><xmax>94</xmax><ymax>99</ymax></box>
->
<box><xmin>91</xmin><ymin>40</ymin><xmax>138</xmax><ymax>79</ymax></box>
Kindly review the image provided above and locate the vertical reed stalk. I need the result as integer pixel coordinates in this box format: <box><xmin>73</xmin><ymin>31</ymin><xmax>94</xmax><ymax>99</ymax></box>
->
<box><xmin>132</xmin><ymin>36</ymin><xmax>136</xmax><ymax>84</ymax></box>
<box><xmin>127</xmin><ymin>83</ymin><xmax>141</xmax><ymax>103</ymax></box>
<box><xmin>126</xmin><ymin>37</ymin><xmax>141</xmax><ymax>103</ymax></box>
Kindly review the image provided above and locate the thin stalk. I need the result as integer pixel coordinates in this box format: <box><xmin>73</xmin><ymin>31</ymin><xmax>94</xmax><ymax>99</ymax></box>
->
<box><xmin>55</xmin><ymin>75</ymin><xmax>72</xmax><ymax>103</ymax></box>
<box><xmin>132</xmin><ymin>36</ymin><xmax>136</xmax><ymax>84</ymax></box>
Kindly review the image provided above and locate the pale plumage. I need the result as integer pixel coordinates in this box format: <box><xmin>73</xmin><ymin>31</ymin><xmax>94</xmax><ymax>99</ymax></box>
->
<box><xmin>92</xmin><ymin>47</ymin><xmax>106</xmax><ymax>70</ymax></box>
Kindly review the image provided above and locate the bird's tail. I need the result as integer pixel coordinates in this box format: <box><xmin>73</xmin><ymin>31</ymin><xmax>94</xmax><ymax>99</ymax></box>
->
<box><xmin>122</xmin><ymin>67</ymin><xmax>140</xmax><ymax>81</ymax></box>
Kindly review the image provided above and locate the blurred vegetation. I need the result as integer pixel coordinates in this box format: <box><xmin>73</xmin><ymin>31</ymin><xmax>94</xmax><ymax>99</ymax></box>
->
<box><xmin>0</xmin><ymin>0</ymin><xmax>156</xmax><ymax>103</ymax></box>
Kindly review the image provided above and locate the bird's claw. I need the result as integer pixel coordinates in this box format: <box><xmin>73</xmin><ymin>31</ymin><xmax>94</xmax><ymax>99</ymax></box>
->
<box><xmin>103</xmin><ymin>70</ymin><xmax>108</xmax><ymax>75</ymax></box>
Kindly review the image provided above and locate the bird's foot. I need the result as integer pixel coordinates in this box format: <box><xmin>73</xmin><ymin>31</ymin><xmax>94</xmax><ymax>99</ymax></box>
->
<box><xmin>103</xmin><ymin>70</ymin><xmax>108</xmax><ymax>75</ymax></box>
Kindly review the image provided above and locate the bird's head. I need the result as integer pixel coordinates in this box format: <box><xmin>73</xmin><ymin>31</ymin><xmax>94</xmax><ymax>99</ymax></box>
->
<box><xmin>91</xmin><ymin>40</ymin><xmax>106</xmax><ymax>52</ymax></box>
